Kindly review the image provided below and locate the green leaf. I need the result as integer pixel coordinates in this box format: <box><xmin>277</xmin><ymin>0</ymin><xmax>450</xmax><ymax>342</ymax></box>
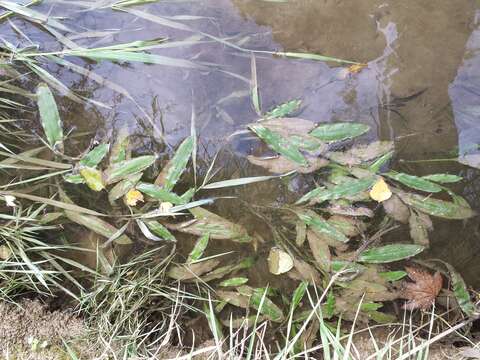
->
<box><xmin>310</xmin><ymin>122</ymin><xmax>369</xmax><ymax>142</ymax></box>
<box><xmin>249</xmin><ymin>124</ymin><xmax>308</xmax><ymax>166</ymax></box>
<box><xmin>219</xmin><ymin>277</ymin><xmax>249</xmax><ymax>287</ymax></box>
<box><xmin>264</xmin><ymin>99</ymin><xmax>301</xmax><ymax>119</ymax></box>
<box><xmin>64</xmin><ymin>174</ymin><xmax>85</xmax><ymax>184</ymax></box>
<box><xmin>187</xmin><ymin>233</ymin><xmax>209</xmax><ymax>262</ymax></box>
<box><xmin>108</xmin><ymin>173</ymin><xmax>143</xmax><ymax>204</ymax></box>
<box><xmin>79</xmin><ymin>167</ymin><xmax>105</xmax><ymax>191</ymax></box>
<box><xmin>299</xmin><ymin>211</ymin><xmax>348</xmax><ymax>243</ymax></box>
<box><xmin>378</xmin><ymin>271</ymin><xmax>408</xmax><ymax>282</ymax></box>
<box><xmin>80</xmin><ymin>143</ymin><xmax>110</xmax><ymax>167</ymax></box>
<box><xmin>202</xmin><ymin>173</ymin><xmax>289</xmax><ymax>190</ymax></box>
<box><xmin>422</xmin><ymin>174</ymin><xmax>462</xmax><ymax>184</ymax></box>
<box><xmin>323</xmin><ymin>291</ymin><xmax>336</xmax><ymax>319</ymax></box>
<box><xmin>136</xmin><ymin>182</ymin><xmax>185</xmax><ymax>204</ymax></box>
<box><xmin>398</xmin><ymin>192</ymin><xmax>475</xmax><ymax>219</ymax></box>
<box><xmin>156</xmin><ymin>136</ymin><xmax>193</xmax><ymax>191</ymax></box>
<box><xmin>358</xmin><ymin>244</ymin><xmax>425</xmax><ymax>263</ymax></box>
<box><xmin>36</xmin><ymin>83</ymin><xmax>63</xmax><ymax>150</ymax></box>
<box><xmin>249</xmin><ymin>287</ymin><xmax>284</xmax><ymax>322</ymax></box>
<box><xmin>290</xmin><ymin>281</ymin><xmax>308</xmax><ymax>313</ymax></box>
<box><xmin>296</xmin><ymin>176</ymin><xmax>375</xmax><ymax>204</ymax></box>
<box><xmin>444</xmin><ymin>263</ymin><xmax>475</xmax><ymax>316</ymax></box>
<box><xmin>104</xmin><ymin>155</ymin><xmax>155</xmax><ymax>184</ymax></box>
<box><xmin>369</xmin><ymin>151</ymin><xmax>394</xmax><ymax>173</ymax></box>
<box><xmin>144</xmin><ymin>220</ymin><xmax>176</xmax><ymax>242</ymax></box>
<box><xmin>385</xmin><ymin>171</ymin><xmax>442</xmax><ymax>193</ymax></box>
<box><xmin>331</xmin><ymin>260</ymin><xmax>366</xmax><ymax>274</ymax></box>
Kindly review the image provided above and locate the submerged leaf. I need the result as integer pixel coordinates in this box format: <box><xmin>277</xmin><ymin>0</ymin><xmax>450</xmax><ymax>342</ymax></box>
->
<box><xmin>64</xmin><ymin>211</ymin><xmax>132</xmax><ymax>245</ymax></box>
<box><xmin>187</xmin><ymin>233</ymin><xmax>209</xmax><ymax>263</ymax></box>
<box><xmin>108</xmin><ymin>173</ymin><xmax>143</xmax><ymax>204</ymax></box>
<box><xmin>422</xmin><ymin>174</ymin><xmax>462</xmax><ymax>184</ymax></box>
<box><xmin>249</xmin><ymin>124</ymin><xmax>308</xmax><ymax>166</ymax></box>
<box><xmin>383</xmin><ymin>194</ymin><xmax>410</xmax><ymax>224</ymax></box>
<box><xmin>267</xmin><ymin>247</ymin><xmax>294</xmax><ymax>275</ymax></box>
<box><xmin>306</xmin><ymin>230</ymin><xmax>331</xmax><ymax>272</ymax></box>
<box><xmin>398</xmin><ymin>192</ymin><xmax>475</xmax><ymax>219</ymax></box>
<box><xmin>326</xmin><ymin>141</ymin><xmax>394</xmax><ymax>166</ymax></box>
<box><xmin>298</xmin><ymin>211</ymin><xmax>348</xmax><ymax>243</ymax></box>
<box><xmin>247</xmin><ymin>155</ymin><xmax>329</xmax><ymax>174</ymax></box>
<box><xmin>369</xmin><ymin>177</ymin><xmax>392</xmax><ymax>202</ymax></box>
<box><xmin>385</xmin><ymin>172</ymin><xmax>443</xmax><ymax>193</ymax></box>
<box><xmin>409</xmin><ymin>211</ymin><xmax>433</xmax><ymax>247</ymax></box>
<box><xmin>155</xmin><ymin>136</ymin><xmax>193</xmax><ymax>190</ymax></box>
<box><xmin>297</xmin><ymin>176</ymin><xmax>376</xmax><ymax>205</ymax></box>
<box><xmin>168</xmin><ymin>207</ymin><xmax>251</xmax><ymax>242</ymax></box>
<box><xmin>358</xmin><ymin>244</ymin><xmax>425</xmax><ymax>263</ymax></box>
<box><xmin>264</xmin><ymin>99</ymin><xmax>301</xmax><ymax>119</ymax></box>
<box><xmin>36</xmin><ymin>83</ymin><xmax>63</xmax><ymax>150</ymax></box>
<box><xmin>79</xmin><ymin>167</ymin><xmax>105</xmax><ymax>191</ymax></box>
<box><xmin>167</xmin><ymin>259</ymin><xmax>220</xmax><ymax>281</ymax></box>
<box><xmin>310</xmin><ymin>122</ymin><xmax>369</xmax><ymax>142</ymax></box>
<box><xmin>104</xmin><ymin>155</ymin><xmax>155</xmax><ymax>184</ymax></box>
<box><xmin>400</xmin><ymin>267</ymin><xmax>442</xmax><ymax>310</ymax></box>
<box><xmin>444</xmin><ymin>262</ymin><xmax>475</xmax><ymax>316</ymax></box>
<box><xmin>80</xmin><ymin>143</ymin><xmax>110</xmax><ymax>167</ymax></box>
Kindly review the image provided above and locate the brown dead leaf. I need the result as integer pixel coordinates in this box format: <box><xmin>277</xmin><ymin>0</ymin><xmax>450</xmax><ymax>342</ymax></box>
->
<box><xmin>409</xmin><ymin>211</ymin><xmax>433</xmax><ymax>248</ymax></box>
<box><xmin>247</xmin><ymin>155</ymin><xmax>329</xmax><ymax>174</ymax></box>
<box><xmin>325</xmin><ymin>204</ymin><xmax>374</xmax><ymax>218</ymax></box>
<box><xmin>400</xmin><ymin>266</ymin><xmax>442</xmax><ymax>310</ymax></box>
<box><xmin>291</xmin><ymin>258</ymin><xmax>322</xmax><ymax>284</ymax></box>
<box><xmin>383</xmin><ymin>194</ymin><xmax>410</xmax><ymax>224</ymax></box>
<box><xmin>326</xmin><ymin>141</ymin><xmax>394</xmax><ymax>166</ymax></box>
<box><xmin>307</xmin><ymin>230</ymin><xmax>331</xmax><ymax>272</ymax></box>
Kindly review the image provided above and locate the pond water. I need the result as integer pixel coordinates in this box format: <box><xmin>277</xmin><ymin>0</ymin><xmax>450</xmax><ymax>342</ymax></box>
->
<box><xmin>1</xmin><ymin>0</ymin><xmax>480</xmax><ymax>288</ymax></box>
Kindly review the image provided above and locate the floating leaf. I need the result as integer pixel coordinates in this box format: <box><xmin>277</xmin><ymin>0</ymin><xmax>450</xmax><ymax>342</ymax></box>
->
<box><xmin>167</xmin><ymin>207</ymin><xmax>251</xmax><ymax>242</ymax></box>
<box><xmin>144</xmin><ymin>220</ymin><xmax>176</xmax><ymax>242</ymax></box>
<box><xmin>202</xmin><ymin>173</ymin><xmax>289</xmax><ymax>189</ymax></box>
<box><xmin>379</xmin><ymin>271</ymin><xmax>408</xmax><ymax>282</ymax></box>
<box><xmin>369</xmin><ymin>177</ymin><xmax>392</xmax><ymax>202</ymax></box>
<box><xmin>358</xmin><ymin>244</ymin><xmax>424</xmax><ymax>263</ymax></box>
<box><xmin>247</xmin><ymin>155</ymin><xmax>329</xmax><ymax>174</ymax></box>
<box><xmin>167</xmin><ymin>259</ymin><xmax>220</xmax><ymax>281</ymax></box>
<box><xmin>80</xmin><ymin>143</ymin><xmax>110</xmax><ymax>167</ymax></box>
<box><xmin>297</xmin><ymin>176</ymin><xmax>376</xmax><ymax>205</ymax></box>
<box><xmin>385</xmin><ymin>171</ymin><xmax>442</xmax><ymax>193</ymax></box>
<box><xmin>444</xmin><ymin>262</ymin><xmax>475</xmax><ymax>316</ymax></box>
<box><xmin>310</xmin><ymin>122</ymin><xmax>369</xmax><ymax>142</ymax></box>
<box><xmin>108</xmin><ymin>173</ymin><xmax>143</xmax><ymax>204</ymax></box>
<box><xmin>249</xmin><ymin>124</ymin><xmax>308</xmax><ymax>166</ymax></box>
<box><xmin>104</xmin><ymin>155</ymin><xmax>155</xmax><ymax>184</ymax></box>
<box><xmin>155</xmin><ymin>136</ymin><xmax>193</xmax><ymax>191</ymax></box>
<box><xmin>64</xmin><ymin>211</ymin><xmax>132</xmax><ymax>245</ymax></box>
<box><xmin>409</xmin><ymin>211</ymin><xmax>432</xmax><ymax>247</ymax></box>
<box><xmin>264</xmin><ymin>99</ymin><xmax>301</xmax><ymax>119</ymax></box>
<box><xmin>325</xmin><ymin>204</ymin><xmax>374</xmax><ymax>218</ymax></box>
<box><xmin>36</xmin><ymin>83</ymin><xmax>63</xmax><ymax>150</ymax></box>
<box><xmin>187</xmin><ymin>233</ymin><xmax>209</xmax><ymax>263</ymax></box>
<box><xmin>136</xmin><ymin>182</ymin><xmax>184</xmax><ymax>204</ymax></box>
<box><xmin>422</xmin><ymin>174</ymin><xmax>462</xmax><ymax>184</ymax></box>
<box><xmin>124</xmin><ymin>189</ymin><xmax>144</xmax><ymax>206</ymax></box>
<box><xmin>219</xmin><ymin>277</ymin><xmax>248</xmax><ymax>287</ymax></box>
<box><xmin>306</xmin><ymin>230</ymin><xmax>331</xmax><ymax>272</ymax></box>
<box><xmin>382</xmin><ymin>194</ymin><xmax>410</xmax><ymax>223</ymax></box>
<box><xmin>79</xmin><ymin>167</ymin><xmax>105</xmax><ymax>191</ymax></box>
<box><xmin>398</xmin><ymin>192</ymin><xmax>475</xmax><ymax>220</ymax></box>
<box><xmin>400</xmin><ymin>266</ymin><xmax>442</xmax><ymax>310</ymax></box>
<box><xmin>299</xmin><ymin>211</ymin><xmax>348</xmax><ymax>243</ymax></box>
<box><xmin>267</xmin><ymin>247</ymin><xmax>294</xmax><ymax>275</ymax></box>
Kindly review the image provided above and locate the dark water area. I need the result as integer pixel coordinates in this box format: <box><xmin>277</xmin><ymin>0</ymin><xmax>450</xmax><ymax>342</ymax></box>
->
<box><xmin>2</xmin><ymin>0</ymin><xmax>480</xmax><ymax>288</ymax></box>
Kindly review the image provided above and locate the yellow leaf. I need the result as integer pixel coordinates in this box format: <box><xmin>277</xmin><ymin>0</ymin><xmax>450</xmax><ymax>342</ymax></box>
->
<box><xmin>80</xmin><ymin>167</ymin><xmax>105</xmax><ymax>191</ymax></box>
<box><xmin>347</xmin><ymin>63</ymin><xmax>367</xmax><ymax>74</ymax></box>
<box><xmin>124</xmin><ymin>189</ymin><xmax>144</xmax><ymax>206</ymax></box>
<box><xmin>160</xmin><ymin>202</ymin><xmax>173</xmax><ymax>212</ymax></box>
<box><xmin>370</xmin><ymin>177</ymin><xmax>392</xmax><ymax>202</ymax></box>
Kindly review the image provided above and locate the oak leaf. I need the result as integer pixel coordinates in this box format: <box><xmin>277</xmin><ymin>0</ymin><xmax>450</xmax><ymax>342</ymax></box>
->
<box><xmin>400</xmin><ymin>266</ymin><xmax>442</xmax><ymax>310</ymax></box>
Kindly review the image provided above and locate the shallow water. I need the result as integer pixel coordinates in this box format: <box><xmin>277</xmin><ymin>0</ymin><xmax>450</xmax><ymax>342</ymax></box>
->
<box><xmin>2</xmin><ymin>0</ymin><xmax>480</xmax><ymax>286</ymax></box>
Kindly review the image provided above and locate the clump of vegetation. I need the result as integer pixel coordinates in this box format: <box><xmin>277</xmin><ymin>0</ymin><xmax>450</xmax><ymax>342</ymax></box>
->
<box><xmin>1</xmin><ymin>1</ymin><xmax>480</xmax><ymax>359</ymax></box>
